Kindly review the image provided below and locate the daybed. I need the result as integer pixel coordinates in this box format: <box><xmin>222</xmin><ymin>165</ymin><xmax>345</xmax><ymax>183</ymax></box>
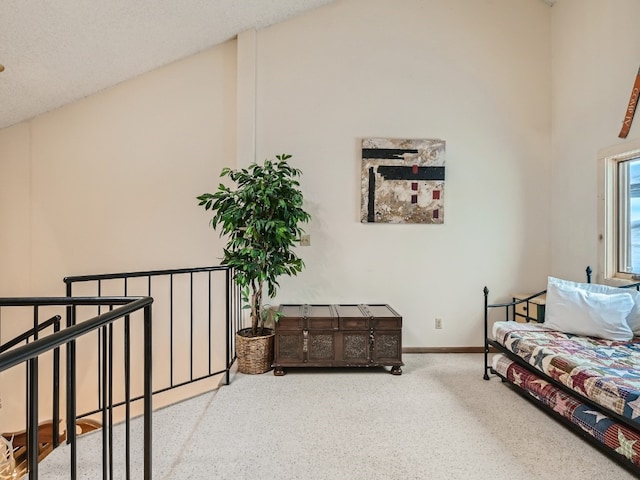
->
<box><xmin>483</xmin><ymin>268</ymin><xmax>640</xmax><ymax>476</ymax></box>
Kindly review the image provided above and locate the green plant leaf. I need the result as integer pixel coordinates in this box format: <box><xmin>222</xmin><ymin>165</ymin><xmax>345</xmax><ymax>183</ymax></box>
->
<box><xmin>197</xmin><ymin>154</ymin><xmax>311</xmax><ymax>334</ymax></box>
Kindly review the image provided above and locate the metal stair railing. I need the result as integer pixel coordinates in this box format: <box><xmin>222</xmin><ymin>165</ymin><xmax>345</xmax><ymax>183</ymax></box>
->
<box><xmin>64</xmin><ymin>265</ymin><xmax>242</xmax><ymax>402</ymax></box>
<box><xmin>0</xmin><ymin>296</ymin><xmax>153</xmax><ymax>480</ymax></box>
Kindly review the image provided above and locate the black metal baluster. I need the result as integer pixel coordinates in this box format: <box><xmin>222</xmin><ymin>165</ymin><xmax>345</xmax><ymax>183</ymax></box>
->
<box><xmin>108</xmin><ymin>321</ymin><xmax>114</xmax><ymax>480</ymax></box>
<box><xmin>170</xmin><ymin>274</ymin><xmax>174</xmax><ymax>388</ymax></box>
<box><xmin>483</xmin><ymin>287</ymin><xmax>490</xmax><ymax>380</ymax></box>
<box><xmin>143</xmin><ymin>305</ymin><xmax>153</xmax><ymax>480</ymax></box>
<box><xmin>118</xmin><ymin>278</ymin><xmax>126</xmax><ymax>479</ymax></box>
<box><xmin>124</xmin><ymin>314</ymin><xmax>131</xmax><ymax>480</ymax></box>
<box><xmin>190</xmin><ymin>272</ymin><xmax>194</xmax><ymax>381</ymax></box>
<box><xmin>98</xmin><ymin>280</ymin><xmax>102</xmax><ymax>411</ymax></box>
<box><xmin>225</xmin><ymin>269</ymin><xmax>231</xmax><ymax>385</ymax></box>
<box><xmin>27</xmin><ymin>356</ymin><xmax>39</xmax><ymax>479</ymax></box>
<box><xmin>208</xmin><ymin>271</ymin><xmax>212</xmax><ymax>376</ymax></box>
<box><xmin>67</xmin><ymin>302</ymin><xmax>77</xmax><ymax>480</ymax></box>
<box><xmin>53</xmin><ymin>312</ymin><xmax>60</xmax><ymax>448</ymax></box>
<box><xmin>101</xmin><ymin>323</ymin><xmax>108</xmax><ymax>480</ymax></box>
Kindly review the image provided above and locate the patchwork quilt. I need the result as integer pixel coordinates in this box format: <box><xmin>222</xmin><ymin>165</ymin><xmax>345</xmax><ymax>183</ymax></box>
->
<box><xmin>492</xmin><ymin>353</ymin><xmax>640</xmax><ymax>467</ymax></box>
<box><xmin>492</xmin><ymin>321</ymin><xmax>640</xmax><ymax>426</ymax></box>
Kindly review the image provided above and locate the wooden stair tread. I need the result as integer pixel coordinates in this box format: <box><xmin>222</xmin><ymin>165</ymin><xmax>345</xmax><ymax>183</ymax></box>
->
<box><xmin>1</xmin><ymin>418</ymin><xmax>102</xmax><ymax>478</ymax></box>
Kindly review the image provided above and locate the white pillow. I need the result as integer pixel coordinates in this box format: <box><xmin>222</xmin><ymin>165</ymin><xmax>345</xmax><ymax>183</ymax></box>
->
<box><xmin>544</xmin><ymin>277</ymin><xmax>635</xmax><ymax>341</ymax></box>
<box><xmin>548</xmin><ymin>276</ymin><xmax>640</xmax><ymax>335</ymax></box>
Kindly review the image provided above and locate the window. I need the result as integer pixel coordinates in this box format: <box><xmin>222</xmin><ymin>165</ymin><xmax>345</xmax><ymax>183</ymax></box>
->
<box><xmin>599</xmin><ymin>140</ymin><xmax>640</xmax><ymax>282</ymax></box>
<box><xmin>617</xmin><ymin>158</ymin><xmax>640</xmax><ymax>274</ymax></box>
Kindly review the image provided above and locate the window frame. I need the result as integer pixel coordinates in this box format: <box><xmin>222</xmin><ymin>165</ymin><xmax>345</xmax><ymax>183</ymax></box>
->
<box><xmin>598</xmin><ymin>138</ymin><xmax>640</xmax><ymax>284</ymax></box>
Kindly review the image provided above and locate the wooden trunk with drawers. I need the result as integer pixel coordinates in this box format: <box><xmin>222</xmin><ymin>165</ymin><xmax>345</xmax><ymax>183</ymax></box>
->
<box><xmin>273</xmin><ymin>304</ymin><xmax>403</xmax><ymax>376</ymax></box>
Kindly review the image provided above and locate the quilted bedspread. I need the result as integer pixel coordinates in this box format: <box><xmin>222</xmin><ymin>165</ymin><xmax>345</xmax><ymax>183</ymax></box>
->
<box><xmin>492</xmin><ymin>321</ymin><xmax>640</xmax><ymax>426</ymax></box>
<box><xmin>492</xmin><ymin>353</ymin><xmax>640</xmax><ymax>467</ymax></box>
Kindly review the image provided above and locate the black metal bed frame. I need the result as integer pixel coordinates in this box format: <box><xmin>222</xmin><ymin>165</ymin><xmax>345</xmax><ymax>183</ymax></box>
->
<box><xmin>482</xmin><ymin>266</ymin><xmax>640</xmax><ymax>476</ymax></box>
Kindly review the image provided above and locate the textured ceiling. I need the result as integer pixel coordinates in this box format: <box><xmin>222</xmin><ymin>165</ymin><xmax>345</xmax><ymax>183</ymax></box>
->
<box><xmin>0</xmin><ymin>0</ymin><xmax>335</xmax><ymax>130</ymax></box>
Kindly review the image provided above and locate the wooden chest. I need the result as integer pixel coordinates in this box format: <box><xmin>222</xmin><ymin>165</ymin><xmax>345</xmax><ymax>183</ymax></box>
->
<box><xmin>273</xmin><ymin>304</ymin><xmax>403</xmax><ymax>376</ymax></box>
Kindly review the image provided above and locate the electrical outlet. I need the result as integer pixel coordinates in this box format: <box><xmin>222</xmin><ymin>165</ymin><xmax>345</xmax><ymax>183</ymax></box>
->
<box><xmin>300</xmin><ymin>234</ymin><xmax>311</xmax><ymax>246</ymax></box>
<box><xmin>435</xmin><ymin>318</ymin><xmax>442</xmax><ymax>329</ymax></box>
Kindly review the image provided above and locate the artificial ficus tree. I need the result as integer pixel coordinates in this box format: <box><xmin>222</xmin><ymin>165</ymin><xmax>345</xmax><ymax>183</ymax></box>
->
<box><xmin>197</xmin><ymin>154</ymin><xmax>311</xmax><ymax>336</ymax></box>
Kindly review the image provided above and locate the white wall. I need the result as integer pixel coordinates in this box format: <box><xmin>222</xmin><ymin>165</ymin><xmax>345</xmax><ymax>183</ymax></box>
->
<box><xmin>253</xmin><ymin>0</ymin><xmax>552</xmax><ymax>347</ymax></box>
<box><xmin>0</xmin><ymin>43</ymin><xmax>237</xmax><ymax>296</ymax></box>
<box><xmin>0</xmin><ymin>42</ymin><xmax>237</xmax><ymax>431</ymax></box>
<box><xmin>551</xmin><ymin>0</ymin><xmax>640</xmax><ymax>281</ymax></box>
<box><xmin>0</xmin><ymin>0</ymin><xmax>552</xmax><ymax>356</ymax></box>
<box><xmin>0</xmin><ymin>123</ymin><xmax>31</xmax><ymax>295</ymax></box>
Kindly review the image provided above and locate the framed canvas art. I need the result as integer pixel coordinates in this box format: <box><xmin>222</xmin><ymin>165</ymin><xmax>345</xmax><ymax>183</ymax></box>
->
<box><xmin>361</xmin><ymin>138</ymin><xmax>446</xmax><ymax>224</ymax></box>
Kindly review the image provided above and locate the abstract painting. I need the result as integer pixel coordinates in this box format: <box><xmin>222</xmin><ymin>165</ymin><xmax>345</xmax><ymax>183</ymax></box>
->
<box><xmin>360</xmin><ymin>138</ymin><xmax>446</xmax><ymax>224</ymax></box>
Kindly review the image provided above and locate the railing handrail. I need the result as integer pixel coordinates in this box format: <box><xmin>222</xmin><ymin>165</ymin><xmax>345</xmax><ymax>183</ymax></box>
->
<box><xmin>0</xmin><ymin>314</ymin><xmax>61</xmax><ymax>354</ymax></box>
<box><xmin>0</xmin><ymin>296</ymin><xmax>148</xmax><ymax>307</ymax></box>
<box><xmin>0</xmin><ymin>297</ymin><xmax>152</xmax><ymax>372</ymax></box>
<box><xmin>64</xmin><ymin>265</ymin><xmax>230</xmax><ymax>284</ymax></box>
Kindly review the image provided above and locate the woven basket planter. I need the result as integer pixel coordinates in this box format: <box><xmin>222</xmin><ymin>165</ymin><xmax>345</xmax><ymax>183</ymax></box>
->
<box><xmin>236</xmin><ymin>327</ymin><xmax>274</xmax><ymax>374</ymax></box>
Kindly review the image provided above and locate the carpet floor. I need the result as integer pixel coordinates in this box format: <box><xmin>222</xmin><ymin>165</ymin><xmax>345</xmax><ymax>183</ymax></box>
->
<box><xmin>39</xmin><ymin>354</ymin><xmax>635</xmax><ymax>479</ymax></box>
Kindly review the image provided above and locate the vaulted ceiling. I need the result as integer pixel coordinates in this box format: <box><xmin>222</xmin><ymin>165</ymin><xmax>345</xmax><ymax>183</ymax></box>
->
<box><xmin>0</xmin><ymin>0</ymin><xmax>335</xmax><ymax>130</ymax></box>
<box><xmin>0</xmin><ymin>0</ymin><xmax>557</xmax><ymax>132</ymax></box>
